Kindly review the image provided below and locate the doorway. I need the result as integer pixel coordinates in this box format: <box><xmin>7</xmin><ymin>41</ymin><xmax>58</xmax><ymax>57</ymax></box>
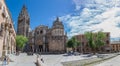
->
<box><xmin>38</xmin><ymin>45</ymin><xmax>43</xmax><ymax>52</ymax></box>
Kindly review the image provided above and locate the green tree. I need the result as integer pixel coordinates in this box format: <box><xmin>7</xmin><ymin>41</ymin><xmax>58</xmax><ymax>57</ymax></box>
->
<box><xmin>85</xmin><ymin>32</ymin><xmax>96</xmax><ymax>54</ymax></box>
<box><xmin>72</xmin><ymin>37</ymin><xmax>80</xmax><ymax>49</ymax></box>
<box><xmin>67</xmin><ymin>39</ymin><xmax>74</xmax><ymax>48</ymax></box>
<box><xmin>96</xmin><ymin>31</ymin><xmax>106</xmax><ymax>51</ymax></box>
<box><xmin>67</xmin><ymin>37</ymin><xmax>80</xmax><ymax>52</ymax></box>
<box><xmin>85</xmin><ymin>31</ymin><xmax>106</xmax><ymax>54</ymax></box>
<box><xmin>16</xmin><ymin>35</ymin><xmax>28</xmax><ymax>51</ymax></box>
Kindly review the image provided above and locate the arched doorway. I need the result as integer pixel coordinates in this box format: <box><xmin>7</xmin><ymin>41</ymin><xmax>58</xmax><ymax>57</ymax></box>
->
<box><xmin>38</xmin><ymin>45</ymin><xmax>43</xmax><ymax>52</ymax></box>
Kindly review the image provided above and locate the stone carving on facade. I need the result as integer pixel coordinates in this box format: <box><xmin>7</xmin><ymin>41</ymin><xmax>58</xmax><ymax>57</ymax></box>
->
<box><xmin>2</xmin><ymin>7</ymin><xmax>6</xmax><ymax>18</ymax></box>
<box><xmin>0</xmin><ymin>22</ymin><xmax>4</xmax><ymax>36</ymax></box>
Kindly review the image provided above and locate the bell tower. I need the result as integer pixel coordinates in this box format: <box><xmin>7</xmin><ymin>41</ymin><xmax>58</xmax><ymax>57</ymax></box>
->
<box><xmin>17</xmin><ymin>5</ymin><xmax>30</xmax><ymax>37</ymax></box>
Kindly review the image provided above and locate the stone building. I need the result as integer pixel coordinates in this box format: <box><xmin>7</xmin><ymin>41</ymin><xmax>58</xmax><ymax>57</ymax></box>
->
<box><xmin>0</xmin><ymin>0</ymin><xmax>16</xmax><ymax>57</ymax></box>
<box><xmin>17</xmin><ymin>5</ymin><xmax>30</xmax><ymax>37</ymax></box>
<box><xmin>111</xmin><ymin>41</ymin><xmax>120</xmax><ymax>52</ymax></box>
<box><xmin>48</xmin><ymin>17</ymin><xmax>67</xmax><ymax>53</ymax></box>
<box><xmin>29</xmin><ymin>17</ymin><xmax>67</xmax><ymax>53</ymax></box>
<box><xmin>34</xmin><ymin>25</ymin><xmax>49</xmax><ymax>53</ymax></box>
<box><xmin>75</xmin><ymin>32</ymin><xmax>111</xmax><ymax>53</ymax></box>
<box><xmin>28</xmin><ymin>30</ymin><xmax>34</xmax><ymax>52</ymax></box>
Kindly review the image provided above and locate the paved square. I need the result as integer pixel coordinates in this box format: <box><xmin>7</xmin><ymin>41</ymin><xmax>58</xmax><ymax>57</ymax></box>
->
<box><xmin>0</xmin><ymin>53</ymin><xmax>97</xmax><ymax>66</ymax></box>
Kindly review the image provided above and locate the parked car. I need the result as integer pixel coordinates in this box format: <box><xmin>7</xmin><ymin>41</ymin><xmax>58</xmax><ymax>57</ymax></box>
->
<box><xmin>73</xmin><ymin>52</ymin><xmax>80</xmax><ymax>56</ymax></box>
<box><xmin>67</xmin><ymin>51</ymin><xmax>73</xmax><ymax>56</ymax></box>
<box><xmin>27</xmin><ymin>52</ymin><xmax>33</xmax><ymax>55</ymax></box>
<box><xmin>87</xmin><ymin>53</ymin><xmax>93</xmax><ymax>57</ymax></box>
<box><xmin>97</xmin><ymin>54</ymin><xmax>104</xmax><ymax>58</ymax></box>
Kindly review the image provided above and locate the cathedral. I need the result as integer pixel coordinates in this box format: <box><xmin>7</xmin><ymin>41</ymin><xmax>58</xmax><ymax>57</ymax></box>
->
<box><xmin>17</xmin><ymin>5</ymin><xmax>67</xmax><ymax>53</ymax></box>
<box><xmin>17</xmin><ymin>5</ymin><xmax>30</xmax><ymax>37</ymax></box>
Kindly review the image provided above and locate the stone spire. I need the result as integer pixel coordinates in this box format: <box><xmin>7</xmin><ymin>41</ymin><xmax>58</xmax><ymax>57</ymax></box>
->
<box><xmin>52</xmin><ymin>17</ymin><xmax>64</xmax><ymax>29</ymax></box>
<box><xmin>18</xmin><ymin>5</ymin><xmax>29</xmax><ymax>20</ymax></box>
<box><xmin>17</xmin><ymin>5</ymin><xmax>30</xmax><ymax>37</ymax></box>
<box><xmin>56</xmin><ymin>17</ymin><xmax>59</xmax><ymax>22</ymax></box>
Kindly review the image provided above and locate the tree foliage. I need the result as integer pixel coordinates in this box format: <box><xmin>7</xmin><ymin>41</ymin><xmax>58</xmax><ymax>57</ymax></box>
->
<box><xmin>67</xmin><ymin>37</ymin><xmax>80</xmax><ymax>48</ymax></box>
<box><xmin>85</xmin><ymin>31</ymin><xmax>106</xmax><ymax>53</ymax></box>
<box><xmin>67</xmin><ymin>39</ymin><xmax>74</xmax><ymax>48</ymax></box>
<box><xmin>96</xmin><ymin>31</ymin><xmax>106</xmax><ymax>49</ymax></box>
<box><xmin>16</xmin><ymin>35</ymin><xmax>28</xmax><ymax>50</ymax></box>
<box><xmin>85</xmin><ymin>32</ymin><xmax>96</xmax><ymax>49</ymax></box>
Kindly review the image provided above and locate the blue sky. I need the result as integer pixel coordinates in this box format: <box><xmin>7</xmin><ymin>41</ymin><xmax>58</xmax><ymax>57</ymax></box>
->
<box><xmin>5</xmin><ymin>0</ymin><xmax>74</xmax><ymax>30</ymax></box>
<box><xmin>5</xmin><ymin>0</ymin><xmax>120</xmax><ymax>41</ymax></box>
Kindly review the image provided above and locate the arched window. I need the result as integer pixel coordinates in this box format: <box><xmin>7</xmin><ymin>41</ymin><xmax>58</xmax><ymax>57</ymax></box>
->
<box><xmin>40</xmin><ymin>30</ymin><xmax>43</xmax><ymax>34</ymax></box>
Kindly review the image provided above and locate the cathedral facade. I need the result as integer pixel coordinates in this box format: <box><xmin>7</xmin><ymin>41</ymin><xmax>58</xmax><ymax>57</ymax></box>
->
<box><xmin>29</xmin><ymin>17</ymin><xmax>67</xmax><ymax>53</ymax></box>
<box><xmin>17</xmin><ymin>6</ymin><xmax>67</xmax><ymax>53</ymax></box>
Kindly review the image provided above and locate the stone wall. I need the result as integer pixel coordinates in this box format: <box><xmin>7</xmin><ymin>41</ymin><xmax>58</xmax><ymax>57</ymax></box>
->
<box><xmin>0</xmin><ymin>0</ymin><xmax>16</xmax><ymax>57</ymax></box>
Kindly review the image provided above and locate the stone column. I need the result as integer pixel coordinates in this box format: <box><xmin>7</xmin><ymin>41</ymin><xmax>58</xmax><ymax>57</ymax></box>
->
<box><xmin>13</xmin><ymin>41</ymin><xmax>16</xmax><ymax>53</ymax></box>
<box><xmin>8</xmin><ymin>28</ymin><xmax>13</xmax><ymax>54</ymax></box>
<box><xmin>11</xmin><ymin>40</ymin><xmax>13</xmax><ymax>54</ymax></box>
<box><xmin>2</xmin><ymin>22</ymin><xmax>9</xmax><ymax>57</ymax></box>
<box><xmin>1</xmin><ymin>22</ymin><xmax>5</xmax><ymax>58</ymax></box>
<box><xmin>43</xmin><ymin>36</ymin><xmax>45</xmax><ymax>52</ymax></box>
<box><xmin>43</xmin><ymin>44</ymin><xmax>45</xmax><ymax>52</ymax></box>
<box><xmin>5</xmin><ymin>22</ymin><xmax>10</xmax><ymax>56</ymax></box>
<box><xmin>8</xmin><ymin>30</ymin><xmax>11</xmax><ymax>54</ymax></box>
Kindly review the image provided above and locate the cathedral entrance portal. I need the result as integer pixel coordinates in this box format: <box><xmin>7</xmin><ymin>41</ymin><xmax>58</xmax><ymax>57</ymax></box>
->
<box><xmin>37</xmin><ymin>44</ymin><xmax>49</xmax><ymax>53</ymax></box>
<box><xmin>38</xmin><ymin>45</ymin><xmax>43</xmax><ymax>52</ymax></box>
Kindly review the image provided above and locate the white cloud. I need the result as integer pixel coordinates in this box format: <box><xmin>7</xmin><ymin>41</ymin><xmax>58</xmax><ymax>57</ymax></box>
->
<box><xmin>60</xmin><ymin>0</ymin><xmax>120</xmax><ymax>40</ymax></box>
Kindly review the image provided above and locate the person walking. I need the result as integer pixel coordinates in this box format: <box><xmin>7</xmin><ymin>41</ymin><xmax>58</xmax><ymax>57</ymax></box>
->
<box><xmin>2</xmin><ymin>56</ymin><xmax>7</xmax><ymax>66</ymax></box>
<box><xmin>41</xmin><ymin>58</ymin><xmax>44</xmax><ymax>63</ymax></box>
